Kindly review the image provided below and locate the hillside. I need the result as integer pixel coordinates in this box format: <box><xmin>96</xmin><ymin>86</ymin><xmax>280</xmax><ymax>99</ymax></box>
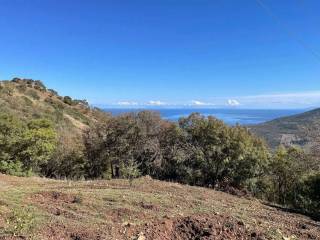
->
<box><xmin>250</xmin><ymin>108</ymin><xmax>320</xmax><ymax>150</ymax></box>
<box><xmin>0</xmin><ymin>78</ymin><xmax>108</xmax><ymax>144</ymax></box>
<box><xmin>0</xmin><ymin>174</ymin><xmax>319</xmax><ymax>240</ymax></box>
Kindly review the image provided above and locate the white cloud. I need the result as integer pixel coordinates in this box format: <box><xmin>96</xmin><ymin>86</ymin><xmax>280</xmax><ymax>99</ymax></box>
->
<box><xmin>100</xmin><ymin>91</ymin><xmax>320</xmax><ymax>109</ymax></box>
<box><xmin>117</xmin><ymin>101</ymin><xmax>138</xmax><ymax>106</ymax></box>
<box><xmin>148</xmin><ymin>100</ymin><xmax>166</xmax><ymax>106</ymax></box>
<box><xmin>191</xmin><ymin>100</ymin><xmax>206</xmax><ymax>106</ymax></box>
<box><xmin>227</xmin><ymin>99</ymin><xmax>240</xmax><ymax>106</ymax></box>
<box><xmin>189</xmin><ymin>100</ymin><xmax>215</xmax><ymax>106</ymax></box>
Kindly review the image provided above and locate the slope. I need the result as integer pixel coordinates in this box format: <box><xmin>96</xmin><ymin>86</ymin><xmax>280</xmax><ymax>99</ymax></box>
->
<box><xmin>0</xmin><ymin>174</ymin><xmax>319</xmax><ymax>240</ymax></box>
<box><xmin>0</xmin><ymin>78</ymin><xmax>108</xmax><ymax>145</ymax></box>
<box><xmin>250</xmin><ymin>108</ymin><xmax>320</xmax><ymax>150</ymax></box>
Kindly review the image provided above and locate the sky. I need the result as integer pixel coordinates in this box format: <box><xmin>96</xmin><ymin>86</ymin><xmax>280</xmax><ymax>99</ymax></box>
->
<box><xmin>0</xmin><ymin>0</ymin><xmax>320</xmax><ymax>109</ymax></box>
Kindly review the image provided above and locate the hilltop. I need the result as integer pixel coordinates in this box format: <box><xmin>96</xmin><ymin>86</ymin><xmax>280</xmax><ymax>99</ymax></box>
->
<box><xmin>0</xmin><ymin>78</ymin><xmax>108</xmax><ymax>145</ymax></box>
<box><xmin>0</xmin><ymin>174</ymin><xmax>319</xmax><ymax>240</ymax></box>
<box><xmin>250</xmin><ymin>108</ymin><xmax>320</xmax><ymax>150</ymax></box>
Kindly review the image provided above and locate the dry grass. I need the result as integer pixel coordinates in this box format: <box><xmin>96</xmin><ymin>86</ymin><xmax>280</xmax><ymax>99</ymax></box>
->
<box><xmin>0</xmin><ymin>174</ymin><xmax>319</xmax><ymax>240</ymax></box>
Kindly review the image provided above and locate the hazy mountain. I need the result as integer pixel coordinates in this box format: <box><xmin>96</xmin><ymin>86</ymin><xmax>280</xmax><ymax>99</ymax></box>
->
<box><xmin>250</xmin><ymin>108</ymin><xmax>320</xmax><ymax>150</ymax></box>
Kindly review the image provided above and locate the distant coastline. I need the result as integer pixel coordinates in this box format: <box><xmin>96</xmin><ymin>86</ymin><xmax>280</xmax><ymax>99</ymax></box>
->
<box><xmin>103</xmin><ymin>108</ymin><xmax>305</xmax><ymax>125</ymax></box>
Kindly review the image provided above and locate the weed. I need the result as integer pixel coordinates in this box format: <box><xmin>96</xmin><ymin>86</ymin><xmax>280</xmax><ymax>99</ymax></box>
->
<box><xmin>5</xmin><ymin>207</ymin><xmax>37</xmax><ymax>237</ymax></box>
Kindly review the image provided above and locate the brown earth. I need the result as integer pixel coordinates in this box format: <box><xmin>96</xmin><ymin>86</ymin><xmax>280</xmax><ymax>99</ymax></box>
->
<box><xmin>0</xmin><ymin>174</ymin><xmax>319</xmax><ymax>240</ymax></box>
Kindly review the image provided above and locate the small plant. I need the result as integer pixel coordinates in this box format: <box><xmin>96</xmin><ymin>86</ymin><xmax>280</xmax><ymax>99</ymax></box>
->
<box><xmin>122</xmin><ymin>158</ymin><xmax>141</xmax><ymax>187</ymax></box>
<box><xmin>5</xmin><ymin>207</ymin><xmax>37</xmax><ymax>237</ymax></box>
<box><xmin>72</xmin><ymin>194</ymin><xmax>83</xmax><ymax>204</ymax></box>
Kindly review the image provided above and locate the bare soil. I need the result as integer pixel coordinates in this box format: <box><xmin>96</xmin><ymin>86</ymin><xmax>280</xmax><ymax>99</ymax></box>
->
<box><xmin>0</xmin><ymin>174</ymin><xmax>319</xmax><ymax>240</ymax></box>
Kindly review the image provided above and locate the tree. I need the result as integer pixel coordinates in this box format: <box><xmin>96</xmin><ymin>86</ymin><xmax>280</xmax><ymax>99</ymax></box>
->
<box><xmin>158</xmin><ymin>122</ymin><xmax>191</xmax><ymax>183</ymax></box>
<box><xmin>84</xmin><ymin>112</ymin><xmax>163</xmax><ymax>179</ymax></box>
<box><xmin>225</xmin><ymin>125</ymin><xmax>269</xmax><ymax>188</ymax></box>
<box><xmin>178</xmin><ymin>113</ymin><xmax>269</xmax><ymax>188</ymax></box>
<box><xmin>43</xmin><ymin>134</ymin><xmax>86</xmax><ymax>179</ymax></box>
<box><xmin>268</xmin><ymin>146</ymin><xmax>309</xmax><ymax>205</ymax></box>
<box><xmin>296</xmin><ymin>173</ymin><xmax>320</xmax><ymax>214</ymax></box>
<box><xmin>121</xmin><ymin>157</ymin><xmax>141</xmax><ymax>186</ymax></box>
<box><xmin>135</xmin><ymin>111</ymin><xmax>162</xmax><ymax>176</ymax></box>
<box><xmin>0</xmin><ymin>114</ymin><xmax>25</xmax><ymax>175</ymax></box>
<box><xmin>17</xmin><ymin>119</ymin><xmax>57</xmax><ymax>173</ymax></box>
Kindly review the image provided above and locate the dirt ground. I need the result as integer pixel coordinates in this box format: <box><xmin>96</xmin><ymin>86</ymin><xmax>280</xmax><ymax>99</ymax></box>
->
<box><xmin>0</xmin><ymin>174</ymin><xmax>319</xmax><ymax>240</ymax></box>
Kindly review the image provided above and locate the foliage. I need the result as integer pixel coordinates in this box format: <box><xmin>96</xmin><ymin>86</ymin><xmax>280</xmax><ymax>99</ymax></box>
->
<box><xmin>0</xmin><ymin>160</ymin><xmax>29</xmax><ymax>177</ymax></box>
<box><xmin>43</xmin><ymin>138</ymin><xmax>86</xmax><ymax>179</ymax></box>
<box><xmin>5</xmin><ymin>207</ymin><xmax>37</xmax><ymax>237</ymax></box>
<box><xmin>121</xmin><ymin>157</ymin><xmax>141</xmax><ymax>186</ymax></box>
<box><xmin>295</xmin><ymin>173</ymin><xmax>320</xmax><ymax>215</ymax></box>
<box><xmin>63</xmin><ymin>96</ymin><xmax>73</xmax><ymax>105</ymax></box>
<box><xmin>17</xmin><ymin>119</ymin><xmax>57</xmax><ymax>172</ymax></box>
<box><xmin>178</xmin><ymin>113</ymin><xmax>269</xmax><ymax>188</ymax></box>
<box><xmin>0</xmin><ymin>80</ymin><xmax>319</xmax><ymax>217</ymax></box>
<box><xmin>0</xmin><ymin>113</ymin><xmax>57</xmax><ymax>175</ymax></box>
<box><xmin>84</xmin><ymin>112</ymin><xmax>269</xmax><ymax>189</ymax></box>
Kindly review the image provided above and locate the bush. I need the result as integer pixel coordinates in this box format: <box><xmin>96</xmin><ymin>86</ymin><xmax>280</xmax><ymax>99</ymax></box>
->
<box><xmin>121</xmin><ymin>158</ymin><xmax>141</xmax><ymax>186</ymax></box>
<box><xmin>63</xmin><ymin>96</ymin><xmax>73</xmax><ymax>105</ymax></box>
<box><xmin>47</xmin><ymin>88</ymin><xmax>58</xmax><ymax>96</ymax></box>
<box><xmin>0</xmin><ymin>160</ymin><xmax>30</xmax><ymax>177</ymax></box>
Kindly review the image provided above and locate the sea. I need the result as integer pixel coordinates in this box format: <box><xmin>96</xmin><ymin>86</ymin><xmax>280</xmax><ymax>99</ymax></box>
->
<box><xmin>103</xmin><ymin>108</ymin><xmax>305</xmax><ymax>125</ymax></box>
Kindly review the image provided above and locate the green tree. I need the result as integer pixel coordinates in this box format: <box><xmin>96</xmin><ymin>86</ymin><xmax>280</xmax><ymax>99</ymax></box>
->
<box><xmin>0</xmin><ymin>114</ymin><xmax>25</xmax><ymax>175</ymax></box>
<box><xmin>17</xmin><ymin>119</ymin><xmax>57</xmax><ymax>173</ymax></box>
<box><xmin>158</xmin><ymin>123</ymin><xmax>192</xmax><ymax>183</ymax></box>
<box><xmin>296</xmin><ymin>173</ymin><xmax>320</xmax><ymax>214</ymax></box>
<box><xmin>179</xmin><ymin>113</ymin><xmax>269</xmax><ymax>188</ymax></box>
<box><xmin>268</xmin><ymin>146</ymin><xmax>309</xmax><ymax>205</ymax></box>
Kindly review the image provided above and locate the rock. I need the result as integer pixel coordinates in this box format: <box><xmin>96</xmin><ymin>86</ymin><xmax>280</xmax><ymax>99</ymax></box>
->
<box><xmin>137</xmin><ymin>232</ymin><xmax>146</xmax><ymax>240</ymax></box>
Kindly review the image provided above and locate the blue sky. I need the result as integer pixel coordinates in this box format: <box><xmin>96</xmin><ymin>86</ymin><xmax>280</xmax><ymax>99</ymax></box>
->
<box><xmin>0</xmin><ymin>0</ymin><xmax>320</xmax><ymax>108</ymax></box>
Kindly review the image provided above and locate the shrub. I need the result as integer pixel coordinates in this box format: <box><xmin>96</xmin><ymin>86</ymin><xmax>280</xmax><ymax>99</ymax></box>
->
<box><xmin>0</xmin><ymin>160</ymin><xmax>30</xmax><ymax>177</ymax></box>
<box><xmin>121</xmin><ymin>158</ymin><xmax>141</xmax><ymax>186</ymax></box>
<box><xmin>47</xmin><ymin>89</ymin><xmax>58</xmax><ymax>96</ymax></box>
<box><xmin>63</xmin><ymin>96</ymin><xmax>73</xmax><ymax>105</ymax></box>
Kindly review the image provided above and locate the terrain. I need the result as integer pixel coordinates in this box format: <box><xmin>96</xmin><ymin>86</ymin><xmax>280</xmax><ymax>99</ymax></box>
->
<box><xmin>2</xmin><ymin>77</ymin><xmax>319</xmax><ymax>152</ymax></box>
<box><xmin>0</xmin><ymin>174</ymin><xmax>319</xmax><ymax>240</ymax></box>
<box><xmin>1</xmin><ymin>78</ymin><xmax>319</xmax><ymax>240</ymax></box>
<box><xmin>0</xmin><ymin>78</ymin><xmax>108</xmax><ymax>145</ymax></box>
<box><xmin>250</xmin><ymin>108</ymin><xmax>320</xmax><ymax>150</ymax></box>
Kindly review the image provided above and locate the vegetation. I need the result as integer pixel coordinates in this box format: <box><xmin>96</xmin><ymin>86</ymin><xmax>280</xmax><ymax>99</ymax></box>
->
<box><xmin>0</xmin><ymin>114</ymin><xmax>57</xmax><ymax>175</ymax></box>
<box><xmin>0</xmin><ymin>78</ymin><xmax>319</xmax><ymax>221</ymax></box>
<box><xmin>0</xmin><ymin>174</ymin><xmax>319</xmax><ymax>239</ymax></box>
<box><xmin>251</xmin><ymin>108</ymin><xmax>320</xmax><ymax>149</ymax></box>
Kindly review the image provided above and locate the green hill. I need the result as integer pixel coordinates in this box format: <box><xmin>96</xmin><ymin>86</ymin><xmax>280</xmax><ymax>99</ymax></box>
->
<box><xmin>250</xmin><ymin>108</ymin><xmax>320</xmax><ymax>150</ymax></box>
<box><xmin>0</xmin><ymin>78</ymin><xmax>108</xmax><ymax>145</ymax></box>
